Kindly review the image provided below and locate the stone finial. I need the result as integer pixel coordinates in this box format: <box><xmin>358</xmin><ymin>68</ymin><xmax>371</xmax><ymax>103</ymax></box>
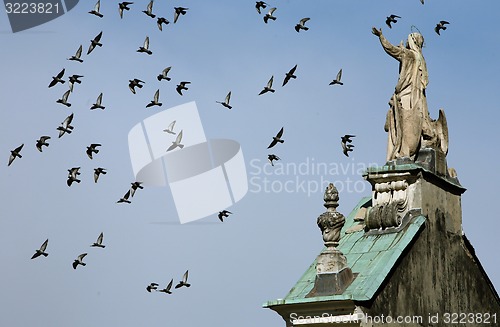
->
<box><xmin>317</xmin><ymin>183</ymin><xmax>345</xmax><ymax>246</ymax></box>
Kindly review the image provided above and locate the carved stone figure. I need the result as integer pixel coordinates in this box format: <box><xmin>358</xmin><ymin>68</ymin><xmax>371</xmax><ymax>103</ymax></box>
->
<box><xmin>372</xmin><ymin>27</ymin><xmax>449</xmax><ymax>161</ymax></box>
<box><xmin>317</xmin><ymin>183</ymin><xmax>345</xmax><ymax>245</ymax></box>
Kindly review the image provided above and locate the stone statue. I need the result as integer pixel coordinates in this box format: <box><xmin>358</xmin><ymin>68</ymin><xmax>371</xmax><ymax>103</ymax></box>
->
<box><xmin>317</xmin><ymin>183</ymin><xmax>345</xmax><ymax>245</ymax></box>
<box><xmin>372</xmin><ymin>27</ymin><xmax>449</xmax><ymax>161</ymax></box>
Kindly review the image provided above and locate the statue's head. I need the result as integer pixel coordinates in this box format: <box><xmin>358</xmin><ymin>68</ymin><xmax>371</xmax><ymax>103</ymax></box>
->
<box><xmin>407</xmin><ymin>33</ymin><xmax>424</xmax><ymax>50</ymax></box>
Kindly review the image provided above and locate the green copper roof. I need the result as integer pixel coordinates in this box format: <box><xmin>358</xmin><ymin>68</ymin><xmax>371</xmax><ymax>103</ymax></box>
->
<box><xmin>264</xmin><ymin>196</ymin><xmax>427</xmax><ymax>307</ymax></box>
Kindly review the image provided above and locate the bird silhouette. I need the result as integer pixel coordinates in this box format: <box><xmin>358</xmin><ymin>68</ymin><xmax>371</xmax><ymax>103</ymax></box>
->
<box><xmin>218</xmin><ymin>210</ymin><xmax>232</xmax><ymax>222</ymax></box>
<box><xmin>117</xmin><ymin>190</ymin><xmax>132</xmax><ymax>204</ymax></box>
<box><xmin>8</xmin><ymin>144</ymin><xmax>24</xmax><ymax>166</ymax></box>
<box><xmin>175</xmin><ymin>270</ymin><xmax>191</xmax><ymax>288</ymax></box>
<box><xmin>174</xmin><ymin>7</ymin><xmax>188</xmax><ymax>23</ymax></box>
<box><xmin>163</xmin><ymin>121</ymin><xmax>176</xmax><ymax>135</ymax></box>
<box><xmin>130</xmin><ymin>181</ymin><xmax>144</xmax><ymax>197</ymax></box>
<box><xmin>268</xmin><ymin>154</ymin><xmax>280</xmax><ymax>166</ymax></box>
<box><xmin>137</xmin><ymin>36</ymin><xmax>152</xmax><ymax>55</ymax></box>
<box><xmin>142</xmin><ymin>1</ymin><xmax>155</xmax><ymax>18</ymax></box>
<box><xmin>146</xmin><ymin>89</ymin><xmax>162</xmax><ymax>107</ymax></box>
<box><xmin>36</xmin><ymin>136</ymin><xmax>51</xmax><ymax>152</ymax></box>
<box><xmin>94</xmin><ymin>167</ymin><xmax>107</xmax><ymax>183</ymax></box>
<box><xmin>167</xmin><ymin>130</ymin><xmax>184</xmax><ymax>151</ymax></box>
<box><xmin>72</xmin><ymin>253</ymin><xmax>87</xmax><ymax>269</ymax></box>
<box><xmin>86</xmin><ymin>144</ymin><xmax>101</xmax><ymax>159</ymax></box>
<box><xmin>147</xmin><ymin>283</ymin><xmax>159</xmax><ymax>292</ymax></box>
<box><xmin>267</xmin><ymin>127</ymin><xmax>284</xmax><ymax>149</ymax></box>
<box><xmin>87</xmin><ymin>31</ymin><xmax>103</xmax><ymax>55</ymax></box>
<box><xmin>118</xmin><ymin>2</ymin><xmax>133</xmax><ymax>19</ymax></box>
<box><xmin>68</xmin><ymin>74</ymin><xmax>83</xmax><ymax>92</ymax></box>
<box><xmin>157</xmin><ymin>67</ymin><xmax>172</xmax><ymax>81</ymax></box>
<box><xmin>57</xmin><ymin>113</ymin><xmax>74</xmax><ymax>138</ymax></box>
<box><xmin>176</xmin><ymin>81</ymin><xmax>190</xmax><ymax>96</ymax></box>
<box><xmin>56</xmin><ymin>90</ymin><xmax>71</xmax><ymax>107</ymax></box>
<box><xmin>255</xmin><ymin>1</ymin><xmax>267</xmax><ymax>14</ymax></box>
<box><xmin>89</xmin><ymin>0</ymin><xmax>103</xmax><ymax>18</ymax></box>
<box><xmin>157</xmin><ymin>17</ymin><xmax>169</xmax><ymax>31</ymax></box>
<box><xmin>385</xmin><ymin>14</ymin><xmax>400</xmax><ymax>28</ymax></box>
<box><xmin>259</xmin><ymin>76</ymin><xmax>275</xmax><ymax>95</ymax></box>
<box><xmin>435</xmin><ymin>21</ymin><xmax>450</xmax><ymax>35</ymax></box>
<box><xmin>263</xmin><ymin>7</ymin><xmax>277</xmax><ymax>23</ymax></box>
<box><xmin>68</xmin><ymin>45</ymin><xmax>83</xmax><ymax>63</ymax></box>
<box><xmin>90</xmin><ymin>93</ymin><xmax>105</xmax><ymax>110</ymax></box>
<box><xmin>91</xmin><ymin>232</ymin><xmax>105</xmax><ymax>248</ymax></box>
<box><xmin>341</xmin><ymin>135</ymin><xmax>356</xmax><ymax>157</ymax></box>
<box><xmin>67</xmin><ymin>167</ymin><xmax>81</xmax><ymax>186</ymax></box>
<box><xmin>158</xmin><ymin>279</ymin><xmax>173</xmax><ymax>294</ymax></box>
<box><xmin>216</xmin><ymin>91</ymin><xmax>232</xmax><ymax>109</ymax></box>
<box><xmin>295</xmin><ymin>18</ymin><xmax>310</xmax><ymax>32</ymax></box>
<box><xmin>48</xmin><ymin>68</ymin><xmax>65</xmax><ymax>88</ymax></box>
<box><xmin>282</xmin><ymin>65</ymin><xmax>297</xmax><ymax>86</ymax></box>
<box><xmin>329</xmin><ymin>69</ymin><xmax>343</xmax><ymax>86</ymax></box>
<box><xmin>129</xmin><ymin>78</ymin><xmax>145</xmax><ymax>94</ymax></box>
<box><xmin>31</xmin><ymin>239</ymin><xmax>49</xmax><ymax>259</ymax></box>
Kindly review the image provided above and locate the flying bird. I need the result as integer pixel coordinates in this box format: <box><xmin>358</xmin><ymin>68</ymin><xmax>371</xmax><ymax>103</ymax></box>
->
<box><xmin>295</xmin><ymin>17</ymin><xmax>310</xmax><ymax>32</ymax></box>
<box><xmin>157</xmin><ymin>67</ymin><xmax>172</xmax><ymax>81</ymax></box>
<box><xmin>176</xmin><ymin>81</ymin><xmax>190</xmax><ymax>95</ymax></box>
<box><xmin>31</xmin><ymin>239</ymin><xmax>49</xmax><ymax>259</ymax></box>
<box><xmin>90</xmin><ymin>93</ymin><xmax>105</xmax><ymax>110</ymax></box>
<box><xmin>259</xmin><ymin>76</ymin><xmax>275</xmax><ymax>95</ymax></box>
<box><xmin>36</xmin><ymin>136</ymin><xmax>51</xmax><ymax>152</ymax></box>
<box><xmin>218</xmin><ymin>210</ymin><xmax>232</xmax><ymax>222</ymax></box>
<box><xmin>167</xmin><ymin>130</ymin><xmax>184</xmax><ymax>151</ymax></box>
<box><xmin>385</xmin><ymin>14</ymin><xmax>400</xmax><ymax>28</ymax></box>
<box><xmin>117</xmin><ymin>190</ymin><xmax>132</xmax><ymax>204</ymax></box>
<box><xmin>157</xmin><ymin>17</ymin><xmax>169</xmax><ymax>31</ymax></box>
<box><xmin>268</xmin><ymin>154</ymin><xmax>280</xmax><ymax>166</ymax></box>
<box><xmin>255</xmin><ymin>1</ymin><xmax>267</xmax><ymax>14</ymax></box>
<box><xmin>87</xmin><ymin>31</ymin><xmax>103</xmax><ymax>55</ymax></box>
<box><xmin>94</xmin><ymin>167</ymin><xmax>107</xmax><ymax>183</ymax></box>
<box><xmin>158</xmin><ymin>279</ymin><xmax>173</xmax><ymax>294</ymax></box>
<box><xmin>68</xmin><ymin>74</ymin><xmax>83</xmax><ymax>92</ymax></box>
<box><xmin>263</xmin><ymin>7</ymin><xmax>277</xmax><ymax>23</ymax></box>
<box><xmin>175</xmin><ymin>270</ymin><xmax>191</xmax><ymax>288</ymax></box>
<box><xmin>146</xmin><ymin>89</ymin><xmax>162</xmax><ymax>107</ymax></box>
<box><xmin>341</xmin><ymin>134</ymin><xmax>356</xmax><ymax>157</ymax></box>
<box><xmin>72</xmin><ymin>253</ymin><xmax>87</xmax><ymax>269</ymax></box>
<box><xmin>137</xmin><ymin>36</ymin><xmax>152</xmax><ymax>55</ymax></box>
<box><xmin>56</xmin><ymin>89</ymin><xmax>71</xmax><ymax>107</ymax></box>
<box><xmin>67</xmin><ymin>167</ymin><xmax>81</xmax><ymax>186</ymax></box>
<box><xmin>267</xmin><ymin>127</ymin><xmax>284</xmax><ymax>149</ymax></box>
<box><xmin>435</xmin><ymin>20</ymin><xmax>450</xmax><ymax>35</ymax></box>
<box><xmin>329</xmin><ymin>69</ymin><xmax>343</xmax><ymax>86</ymax></box>
<box><xmin>142</xmin><ymin>1</ymin><xmax>155</xmax><ymax>18</ymax></box>
<box><xmin>129</xmin><ymin>78</ymin><xmax>145</xmax><ymax>94</ymax></box>
<box><xmin>130</xmin><ymin>181</ymin><xmax>144</xmax><ymax>197</ymax></box>
<box><xmin>91</xmin><ymin>232</ymin><xmax>105</xmax><ymax>248</ymax></box>
<box><xmin>282</xmin><ymin>65</ymin><xmax>297</xmax><ymax>86</ymax></box>
<box><xmin>89</xmin><ymin>0</ymin><xmax>103</xmax><ymax>18</ymax></box>
<box><xmin>163</xmin><ymin>120</ymin><xmax>176</xmax><ymax>134</ymax></box>
<box><xmin>343</xmin><ymin>144</ymin><xmax>354</xmax><ymax>157</ymax></box>
<box><xmin>68</xmin><ymin>45</ymin><xmax>83</xmax><ymax>63</ymax></box>
<box><xmin>119</xmin><ymin>2</ymin><xmax>133</xmax><ymax>19</ymax></box>
<box><xmin>216</xmin><ymin>91</ymin><xmax>232</xmax><ymax>109</ymax></box>
<box><xmin>147</xmin><ymin>283</ymin><xmax>159</xmax><ymax>293</ymax></box>
<box><xmin>8</xmin><ymin>144</ymin><xmax>24</xmax><ymax>166</ymax></box>
<box><xmin>48</xmin><ymin>68</ymin><xmax>65</xmax><ymax>88</ymax></box>
<box><xmin>57</xmin><ymin>113</ymin><xmax>74</xmax><ymax>138</ymax></box>
<box><xmin>174</xmin><ymin>7</ymin><xmax>188</xmax><ymax>23</ymax></box>
<box><xmin>86</xmin><ymin>143</ymin><xmax>101</xmax><ymax>159</ymax></box>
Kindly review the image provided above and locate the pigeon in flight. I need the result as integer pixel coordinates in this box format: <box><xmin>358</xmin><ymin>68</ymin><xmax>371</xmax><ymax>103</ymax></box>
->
<box><xmin>119</xmin><ymin>2</ymin><xmax>133</xmax><ymax>19</ymax></box>
<box><xmin>268</xmin><ymin>154</ymin><xmax>280</xmax><ymax>166</ymax></box>
<box><xmin>174</xmin><ymin>7</ymin><xmax>188</xmax><ymax>23</ymax></box>
<box><xmin>94</xmin><ymin>167</ymin><xmax>107</xmax><ymax>183</ymax></box>
<box><xmin>163</xmin><ymin>120</ymin><xmax>176</xmax><ymax>135</ymax></box>
<box><xmin>56</xmin><ymin>90</ymin><xmax>72</xmax><ymax>107</ymax></box>
<box><xmin>130</xmin><ymin>181</ymin><xmax>144</xmax><ymax>197</ymax></box>
<box><xmin>91</xmin><ymin>232</ymin><xmax>105</xmax><ymax>248</ymax></box>
<box><xmin>176</xmin><ymin>81</ymin><xmax>190</xmax><ymax>95</ymax></box>
<box><xmin>147</xmin><ymin>283</ymin><xmax>159</xmax><ymax>293</ymax></box>
<box><xmin>89</xmin><ymin>0</ymin><xmax>103</xmax><ymax>18</ymax></box>
<box><xmin>263</xmin><ymin>7</ymin><xmax>277</xmax><ymax>23</ymax></box>
<box><xmin>87</xmin><ymin>31</ymin><xmax>103</xmax><ymax>55</ymax></box>
<box><xmin>8</xmin><ymin>144</ymin><xmax>24</xmax><ymax>166</ymax></box>
<box><xmin>57</xmin><ymin>113</ymin><xmax>74</xmax><ymax>138</ymax></box>
<box><xmin>167</xmin><ymin>130</ymin><xmax>184</xmax><ymax>151</ymax></box>
<box><xmin>341</xmin><ymin>134</ymin><xmax>355</xmax><ymax>157</ymax></box>
<box><xmin>129</xmin><ymin>78</ymin><xmax>145</xmax><ymax>94</ymax></box>
<box><xmin>329</xmin><ymin>69</ymin><xmax>343</xmax><ymax>86</ymax></box>
<box><xmin>216</xmin><ymin>91</ymin><xmax>232</xmax><ymax>109</ymax></box>
<box><xmin>157</xmin><ymin>17</ymin><xmax>170</xmax><ymax>31</ymax></box>
<box><xmin>137</xmin><ymin>36</ymin><xmax>152</xmax><ymax>55</ymax></box>
<box><xmin>385</xmin><ymin>14</ymin><xmax>400</xmax><ymax>28</ymax></box>
<box><xmin>67</xmin><ymin>167</ymin><xmax>81</xmax><ymax>186</ymax></box>
<box><xmin>158</xmin><ymin>279</ymin><xmax>173</xmax><ymax>294</ymax></box>
<box><xmin>435</xmin><ymin>21</ymin><xmax>450</xmax><ymax>35</ymax></box>
<box><xmin>259</xmin><ymin>76</ymin><xmax>275</xmax><ymax>95</ymax></box>
<box><xmin>72</xmin><ymin>253</ymin><xmax>87</xmax><ymax>269</ymax></box>
<box><xmin>117</xmin><ymin>190</ymin><xmax>132</xmax><ymax>204</ymax></box>
<box><xmin>218</xmin><ymin>210</ymin><xmax>232</xmax><ymax>222</ymax></box>
<box><xmin>267</xmin><ymin>127</ymin><xmax>284</xmax><ymax>149</ymax></box>
<box><xmin>90</xmin><ymin>93</ymin><xmax>105</xmax><ymax>110</ymax></box>
<box><xmin>48</xmin><ymin>68</ymin><xmax>65</xmax><ymax>88</ymax></box>
<box><xmin>36</xmin><ymin>136</ymin><xmax>51</xmax><ymax>152</ymax></box>
<box><xmin>86</xmin><ymin>143</ymin><xmax>101</xmax><ymax>159</ymax></box>
<box><xmin>157</xmin><ymin>67</ymin><xmax>172</xmax><ymax>81</ymax></box>
<box><xmin>255</xmin><ymin>1</ymin><xmax>267</xmax><ymax>14</ymax></box>
<box><xmin>282</xmin><ymin>65</ymin><xmax>297</xmax><ymax>86</ymax></box>
<box><xmin>68</xmin><ymin>74</ymin><xmax>83</xmax><ymax>92</ymax></box>
<box><xmin>142</xmin><ymin>1</ymin><xmax>155</xmax><ymax>18</ymax></box>
<box><xmin>146</xmin><ymin>89</ymin><xmax>162</xmax><ymax>107</ymax></box>
<box><xmin>295</xmin><ymin>18</ymin><xmax>310</xmax><ymax>32</ymax></box>
<box><xmin>31</xmin><ymin>239</ymin><xmax>49</xmax><ymax>259</ymax></box>
<box><xmin>68</xmin><ymin>45</ymin><xmax>83</xmax><ymax>63</ymax></box>
<box><xmin>175</xmin><ymin>270</ymin><xmax>191</xmax><ymax>288</ymax></box>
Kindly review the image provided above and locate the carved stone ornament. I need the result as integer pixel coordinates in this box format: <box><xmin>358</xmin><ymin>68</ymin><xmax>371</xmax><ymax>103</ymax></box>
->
<box><xmin>317</xmin><ymin>183</ymin><xmax>345</xmax><ymax>245</ymax></box>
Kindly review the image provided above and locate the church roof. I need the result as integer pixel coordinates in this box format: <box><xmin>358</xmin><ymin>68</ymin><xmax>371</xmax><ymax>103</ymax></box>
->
<box><xmin>264</xmin><ymin>196</ymin><xmax>427</xmax><ymax>307</ymax></box>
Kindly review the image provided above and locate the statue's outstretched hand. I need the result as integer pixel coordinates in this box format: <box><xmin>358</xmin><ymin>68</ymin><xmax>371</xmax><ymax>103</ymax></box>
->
<box><xmin>372</xmin><ymin>27</ymin><xmax>382</xmax><ymax>37</ymax></box>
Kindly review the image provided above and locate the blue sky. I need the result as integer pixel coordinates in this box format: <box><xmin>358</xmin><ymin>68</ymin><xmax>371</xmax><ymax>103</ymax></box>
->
<box><xmin>1</xmin><ymin>1</ymin><xmax>499</xmax><ymax>326</ymax></box>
